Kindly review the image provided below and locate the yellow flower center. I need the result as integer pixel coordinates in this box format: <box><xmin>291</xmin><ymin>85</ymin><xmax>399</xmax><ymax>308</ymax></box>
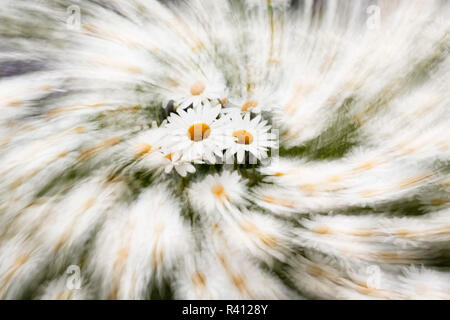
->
<box><xmin>211</xmin><ymin>183</ymin><xmax>229</xmax><ymax>202</ymax></box>
<box><xmin>188</xmin><ymin>123</ymin><xmax>211</xmax><ymax>141</ymax></box>
<box><xmin>211</xmin><ymin>183</ymin><xmax>225</xmax><ymax>197</ymax></box>
<box><xmin>135</xmin><ymin>142</ymin><xmax>152</xmax><ymax>158</ymax></box>
<box><xmin>241</xmin><ymin>100</ymin><xmax>258</xmax><ymax>112</ymax></box>
<box><xmin>216</xmin><ymin>98</ymin><xmax>228</xmax><ymax>106</ymax></box>
<box><xmin>190</xmin><ymin>80</ymin><xmax>206</xmax><ymax>96</ymax></box>
<box><xmin>233</xmin><ymin>129</ymin><xmax>254</xmax><ymax>145</ymax></box>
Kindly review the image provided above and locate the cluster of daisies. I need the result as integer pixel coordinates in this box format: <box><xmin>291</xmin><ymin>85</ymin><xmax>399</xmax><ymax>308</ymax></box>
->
<box><xmin>132</xmin><ymin>81</ymin><xmax>277</xmax><ymax>176</ymax></box>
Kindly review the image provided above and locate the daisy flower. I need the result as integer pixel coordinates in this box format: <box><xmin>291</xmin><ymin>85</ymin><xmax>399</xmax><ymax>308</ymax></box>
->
<box><xmin>160</xmin><ymin>151</ymin><xmax>196</xmax><ymax>177</ymax></box>
<box><xmin>165</xmin><ymin>68</ymin><xmax>228</xmax><ymax>110</ymax></box>
<box><xmin>222</xmin><ymin>85</ymin><xmax>282</xmax><ymax>114</ymax></box>
<box><xmin>130</xmin><ymin>128</ymin><xmax>167</xmax><ymax>163</ymax></box>
<box><xmin>129</xmin><ymin>129</ymin><xmax>195</xmax><ymax>177</ymax></box>
<box><xmin>225</xmin><ymin>113</ymin><xmax>277</xmax><ymax>163</ymax></box>
<box><xmin>164</xmin><ymin>104</ymin><xmax>232</xmax><ymax>163</ymax></box>
<box><xmin>222</xmin><ymin>97</ymin><xmax>263</xmax><ymax>114</ymax></box>
<box><xmin>188</xmin><ymin>170</ymin><xmax>247</xmax><ymax>215</ymax></box>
